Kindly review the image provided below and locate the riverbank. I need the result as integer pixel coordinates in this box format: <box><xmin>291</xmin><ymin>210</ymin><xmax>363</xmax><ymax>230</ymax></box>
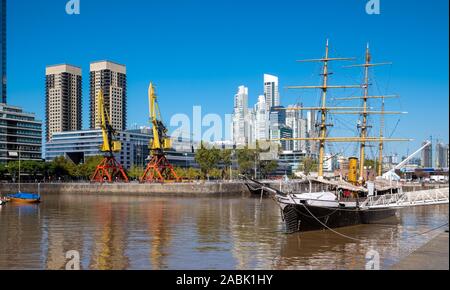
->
<box><xmin>0</xmin><ymin>181</ymin><xmax>447</xmax><ymax>197</ymax></box>
<box><xmin>391</xmin><ymin>231</ymin><xmax>449</xmax><ymax>270</ymax></box>
<box><xmin>0</xmin><ymin>182</ymin><xmax>252</xmax><ymax>197</ymax></box>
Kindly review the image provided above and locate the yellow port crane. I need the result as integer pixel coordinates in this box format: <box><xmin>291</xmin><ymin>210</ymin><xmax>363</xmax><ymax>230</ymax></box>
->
<box><xmin>91</xmin><ymin>89</ymin><xmax>129</xmax><ymax>183</ymax></box>
<box><xmin>140</xmin><ymin>83</ymin><xmax>180</xmax><ymax>183</ymax></box>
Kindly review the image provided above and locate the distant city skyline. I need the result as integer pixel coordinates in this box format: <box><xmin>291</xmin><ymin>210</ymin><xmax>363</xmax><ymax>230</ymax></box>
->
<box><xmin>6</xmin><ymin>0</ymin><xmax>449</xmax><ymax>157</ymax></box>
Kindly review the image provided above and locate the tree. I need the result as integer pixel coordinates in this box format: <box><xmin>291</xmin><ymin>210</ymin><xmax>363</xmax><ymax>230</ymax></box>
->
<box><xmin>0</xmin><ymin>164</ymin><xmax>7</xmax><ymax>180</ymax></box>
<box><xmin>220</xmin><ymin>149</ymin><xmax>233</xmax><ymax>179</ymax></box>
<box><xmin>260</xmin><ymin>160</ymin><xmax>278</xmax><ymax>178</ymax></box>
<box><xmin>195</xmin><ymin>142</ymin><xmax>221</xmax><ymax>179</ymax></box>
<box><xmin>76</xmin><ymin>156</ymin><xmax>104</xmax><ymax>180</ymax></box>
<box><xmin>365</xmin><ymin>159</ymin><xmax>376</xmax><ymax>170</ymax></box>
<box><xmin>236</xmin><ymin>147</ymin><xmax>257</xmax><ymax>176</ymax></box>
<box><xmin>47</xmin><ymin>156</ymin><xmax>76</xmax><ymax>181</ymax></box>
<box><xmin>6</xmin><ymin>162</ymin><xmax>20</xmax><ymax>182</ymax></box>
<box><xmin>185</xmin><ymin>167</ymin><xmax>202</xmax><ymax>180</ymax></box>
<box><xmin>301</xmin><ymin>157</ymin><xmax>318</xmax><ymax>176</ymax></box>
<box><xmin>128</xmin><ymin>166</ymin><xmax>145</xmax><ymax>181</ymax></box>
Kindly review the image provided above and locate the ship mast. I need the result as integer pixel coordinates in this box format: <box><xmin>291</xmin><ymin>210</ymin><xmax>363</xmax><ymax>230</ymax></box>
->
<box><xmin>378</xmin><ymin>96</ymin><xmax>385</xmax><ymax>176</ymax></box>
<box><xmin>360</xmin><ymin>45</ymin><xmax>371</xmax><ymax>182</ymax></box>
<box><xmin>342</xmin><ymin>44</ymin><xmax>398</xmax><ymax>181</ymax></box>
<box><xmin>276</xmin><ymin>41</ymin><xmax>411</xmax><ymax>180</ymax></box>
<box><xmin>285</xmin><ymin>40</ymin><xmax>360</xmax><ymax>177</ymax></box>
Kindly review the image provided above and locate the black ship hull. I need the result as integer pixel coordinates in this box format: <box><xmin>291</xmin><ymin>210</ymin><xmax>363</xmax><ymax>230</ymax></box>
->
<box><xmin>282</xmin><ymin>204</ymin><xmax>397</xmax><ymax>233</ymax></box>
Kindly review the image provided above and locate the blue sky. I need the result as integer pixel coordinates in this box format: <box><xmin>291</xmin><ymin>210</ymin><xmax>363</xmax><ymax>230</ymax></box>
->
<box><xmin>7</xmin><ymin>0</ymin><xmax>449</xmax><ymax>157</ymax></box>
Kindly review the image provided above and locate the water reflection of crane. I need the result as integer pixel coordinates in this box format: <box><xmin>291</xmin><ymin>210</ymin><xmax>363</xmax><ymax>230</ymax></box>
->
<box><xmin>146</xmin><ymin>200</ymin><xmax>181</xmax><ymax>269</ymax></box>
<box><xmin>90</xmin><ymin>203</ymin><xmax>129</xmax><ymax>270</ymax></box>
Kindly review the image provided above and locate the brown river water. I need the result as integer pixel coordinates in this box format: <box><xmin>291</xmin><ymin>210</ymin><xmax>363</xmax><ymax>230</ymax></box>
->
<box><xmin>0</xmin><ymin>194</ymin><xmax>448</xmax><ymax>270</ymax></box>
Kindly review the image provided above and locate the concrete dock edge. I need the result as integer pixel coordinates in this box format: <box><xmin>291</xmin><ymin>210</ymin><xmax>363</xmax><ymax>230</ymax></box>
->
<box><xmin>390</xmin><ymin>232</ymin><xmax>449</xmax><ymax>270</ymax></box>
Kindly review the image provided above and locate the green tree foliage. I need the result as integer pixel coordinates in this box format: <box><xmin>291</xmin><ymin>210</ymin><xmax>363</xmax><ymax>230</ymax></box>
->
<box><xmin>365</xmin><ymin>159</ymin><xmax>376</xmax><ymax>170</ymax></box>
<box><xmin>260</xmin><ymin>160</ymin><xmax>278</xmax><ymax>178</ymax></box>
<box><xmin>236</xmin><ymin>147</ymin><xmax>257</xmax><ymax>176</ymax></box>
<box><xmin>300</xmin><ymin>157</ymin><xmax>318</xmax><ymax>176</ymax></box>
<box><xmin>195</xmin><ymin>142</ymin><xmax>221</xmax><ymax>179</ymax></box>
<box><xmin>128</xmin><ymin>166</ymin><xmax>145</xmax><ymax>181</ymax></box>
<box><xmin>0</xmin><ymin>155</ymin><xmax>107</xmax><ymax>182</ymax></box>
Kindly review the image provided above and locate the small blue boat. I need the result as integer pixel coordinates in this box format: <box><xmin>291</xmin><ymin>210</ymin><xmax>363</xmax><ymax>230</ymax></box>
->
<box><xmin>7</xmin><ymin>193</ymin><xmax>41</xmax><ymax>204</ymax></box>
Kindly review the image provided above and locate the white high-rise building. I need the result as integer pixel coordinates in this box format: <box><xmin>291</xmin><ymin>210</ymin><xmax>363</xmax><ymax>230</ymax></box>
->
<box><xmin>436</xmin><ymin>142</ymin><xmax>449</xmax><ymax>169</ymax></box>
<box><xmin>254</xmin><ymin>95</ymin><xmax>269</xmax><ymax>141</ymax></box>
<box><xmin>264</xmin><ymin>74</ymin><xmax>280</xmax><ymax>111</ymax></box>
<box><xmin>286</xmin><ymin>105</ymin><xmax>308</xmax><ymax>152</ymax></box>
<box><xmin>323</xmin><ymin>154</ymin><xmax>334</xmax><ymax>172</ymax></box>
<box><xmin>306</xmin><ymin>110</ymin><xmax>319</xmax><ymax>155</ymax></box>
<box><xmin>247</xmin><ymin>108</ymin><xmax>256</xmax><ymax>146</ymax></box>
<box><xmin>232</xmin><ymin>86</ymin><xmax>249</xmax><ymax>146</ymax></box>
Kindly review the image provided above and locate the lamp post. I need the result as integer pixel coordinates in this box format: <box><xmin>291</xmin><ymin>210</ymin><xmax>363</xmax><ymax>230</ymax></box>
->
<box><xmin>184</xmin><ymin>152</ymin><xmax>188</xmax><ymax>169</ymax></box>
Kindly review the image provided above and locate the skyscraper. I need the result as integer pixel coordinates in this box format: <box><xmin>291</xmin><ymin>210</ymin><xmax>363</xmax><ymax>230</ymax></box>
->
<box><xmin>436</xmin><ymin>142</ymin><xmax>449</xmax><ymax>169</ymax></box>
<box><xmin>286</xmin><ymin>105</ymin><xmax>307</xmax><ymax>152</ymax></box>
<box><xmin>1</xmin><ymin>0</ymin><xmax>6</xmax><ymax>103</ymax></box>
<box><xmin>254</xmin><ymin>95</ymin><xmax>269</xmax><ymax>141</ymax></box>
<box><xmin>90</xmin><ymin>61</ymin><xmax>127</xmax><ymax>131</ymax></box>
<box><xmin>421</xmin><ymin>140</ymin><xmax>433</xmax><ymax>168</ymax></box>
<box><xmin>306</xmin><ymin>110</ymin><xmax>319</xmax><ymax>156</ymax></box>
<box><xmin>280</xmin><ymin>125</ymin><xmax>293</xmax><ymax>151</ymax></box>
<box><xmin>46</xmin><ymin>64</ymin><xmax>82</xmax><ymax>141</ymax></box>
<box><xmin>269</xmin><ymin>106</ymin><xmax>286</xmax><ymax>146</ymax></box>
<box><xmin>247</xmin><ymin>108</ymin><xmax>256</xmax><ymax>146</ymax></box>
<box><xmin>232</xmin><ymin>85</ymin><xmax>249</xmax><ymax>146</ymax></box>
<box><xmin>264</xmin><ymin>74</ymin><xmax>280</xmax><ymax>111</ymax></box>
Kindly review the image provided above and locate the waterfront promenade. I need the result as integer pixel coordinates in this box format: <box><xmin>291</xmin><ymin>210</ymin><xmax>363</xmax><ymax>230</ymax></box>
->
<box><xmin>391</xmin><ymin>231</ymin><xmax>449</xmax><ymax>270</ymax></box>
<box><xmin>0</xmin><ymin>181</ymin><xmax>250</xmax><ymax>197</ymax></box>
<box><xmin>0</xmin><ymin>181</ymin><xmax>448</xmax><ymax>197</ymax></box>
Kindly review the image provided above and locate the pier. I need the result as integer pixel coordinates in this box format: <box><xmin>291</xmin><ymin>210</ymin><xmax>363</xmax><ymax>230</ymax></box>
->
<box><xmin>391</xmin><ymin>231</ymin><xmax>449</xmax><ymax>270</ymax></box>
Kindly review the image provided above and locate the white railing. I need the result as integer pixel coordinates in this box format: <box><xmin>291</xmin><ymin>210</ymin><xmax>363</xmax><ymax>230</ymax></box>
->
<box><xmin>360</xmin><ymin>188</ymin><xmax>449</xmax><ymax>209</ymax></box>
<box><xmin>397</xmin><ymin>188</ymin><xmax>449</xmax><ymax>206</ymax></box>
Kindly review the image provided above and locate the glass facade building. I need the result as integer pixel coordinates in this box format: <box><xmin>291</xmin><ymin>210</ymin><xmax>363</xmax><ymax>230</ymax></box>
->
<box><xmin>0</xmin><ymin>104</ymin><xmax>43</xmax><ymax>163</ymax></box>
<box><xmin>46</xmin><ymin>128</ymin><xmax>196</xmax><ymax>170</ymax></box>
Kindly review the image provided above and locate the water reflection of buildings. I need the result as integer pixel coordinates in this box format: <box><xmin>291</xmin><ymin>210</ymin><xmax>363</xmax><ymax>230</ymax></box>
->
<box><xmin>0</xmin><ymin>205</ymin><xmax>42</xmax><ymax>269</ymax></box>
<box><xmin>227</xmin><ymin>199</ymin><xmax>284</xmax><ymax>270</ymax></box>
<box><xmin>89</xmin><ymin>203</ymin><xmax>129</xmax><ymax>270</ymax></box>
<box><xmin>145</xmin><ymin>200</ymin><xmax>181</xmax><ymax>270</ymax></box>
<box><xmin>271</xmin><ymin>213</ymin><xmax>437</xmax><ymax>270</ymax></box>
<box><xmin>2</xmin><ymin>194</ymin><xmax>447</xmax><ymax>270</ymax></box>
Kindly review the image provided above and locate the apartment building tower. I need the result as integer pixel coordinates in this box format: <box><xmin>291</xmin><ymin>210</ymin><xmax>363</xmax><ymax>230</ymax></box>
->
<box><xmin>90</xmin><ymin>61</ymin><xmax>127</xmax><ymax>131</ymax></box>
<box><xmin>45</xmin><ymin>64</ymin><xmax>82</xmax><ymax>141</ymax></box>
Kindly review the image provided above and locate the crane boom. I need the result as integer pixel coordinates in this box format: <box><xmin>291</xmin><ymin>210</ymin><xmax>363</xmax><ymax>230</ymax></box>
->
<box><xmin>141</xmin><ymin>83</ymin><xmax>180</xmax><ymax>183</ymax></box>
<box><xmin>149</xmin><ymin>84</ymin><xmax>161</xmax><ymax>151</ymax></box>
<box><xmin>98</xmin><ymin>89</ymin><xmax>121</xmax><ymax>153</ymax></box>
<box><xmin>394</xmin><ymin>141</ymin><xmax>432</xmax><ymax>171</ymax></box>
<box><xmin>381</xmin><ymin>141</ymin><xmax>432</xmax><ymax>181</ymax></box>
<box><xmin>91</xmin><ymin>89</ymin><xmax>129</xmax><ymax>183</ymax></box>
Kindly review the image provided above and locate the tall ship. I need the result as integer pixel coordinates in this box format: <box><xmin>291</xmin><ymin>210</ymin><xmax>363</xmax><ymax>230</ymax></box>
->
<box><xmin>246</xmin><ymin>40</ymin><xmax>422</xmax><ymax>233</ymax></box>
